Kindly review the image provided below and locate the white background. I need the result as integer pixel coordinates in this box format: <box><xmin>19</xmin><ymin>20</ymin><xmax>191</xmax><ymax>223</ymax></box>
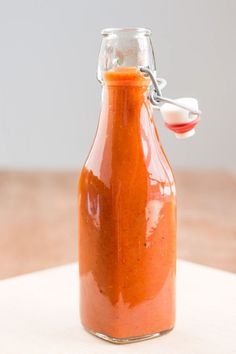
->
<box><xmin>0</xmin><ymin>0</ymin><xmax>235</xmax><ymax>170</ymax></box>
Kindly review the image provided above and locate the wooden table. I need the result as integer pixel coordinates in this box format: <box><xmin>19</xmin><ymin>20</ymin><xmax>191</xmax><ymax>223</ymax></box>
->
<box><xmin>0</xmin><ymin>170</ymin><xmax>235</xmax><ymax>279</ymax></box>
<box><xmin>0</xmin><ymin>260</ymin><xmax>235</xmax><ymax>354</ymax></box>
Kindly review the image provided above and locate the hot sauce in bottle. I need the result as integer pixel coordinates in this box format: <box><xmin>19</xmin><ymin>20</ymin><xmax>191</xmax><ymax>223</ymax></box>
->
<box><xmin>78</xmin><ymin>27</ymin><xmax>201</xmax><ymax>343</ymax></box>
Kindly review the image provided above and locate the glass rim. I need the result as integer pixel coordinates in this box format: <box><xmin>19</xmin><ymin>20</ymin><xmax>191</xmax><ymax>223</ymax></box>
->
<box><xmin>101</xmin><ymin>27</ymin><xmax>151</xmax><ymax>36</ymax></box>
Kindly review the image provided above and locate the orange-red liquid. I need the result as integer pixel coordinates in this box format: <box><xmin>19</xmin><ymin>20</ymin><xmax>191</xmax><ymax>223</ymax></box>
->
<box><xmin>78</xmin><ymin>68</ymin><xmax>176</xmax><ymax>339</ymax></box>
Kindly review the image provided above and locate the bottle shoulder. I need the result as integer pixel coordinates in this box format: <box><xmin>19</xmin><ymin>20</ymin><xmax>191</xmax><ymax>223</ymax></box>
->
<box><xmin>80</xmin><ymin>98</ymin><xmax>175</xmax><ymax>196</ymax></box>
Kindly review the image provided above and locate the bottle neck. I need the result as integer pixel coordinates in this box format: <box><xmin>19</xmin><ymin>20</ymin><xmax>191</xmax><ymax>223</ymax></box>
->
<box><xmin>96</xmin><ymin>71</ymin><xmax>157</xmax><ymax>168</ymax></box>
<box><xmin>101</xmin><ymin>68</ymin><xmax>151</xmax><ymax>125</ymax></box>
<box><xmin>97</xmin><ymin>28</ymin><xmax>156</xmax><ymax>83</ymax></box>
<box><xmin>102</xmin><ymin>84</ymin><xmax>150</xmax><ymax>123</ymax></box>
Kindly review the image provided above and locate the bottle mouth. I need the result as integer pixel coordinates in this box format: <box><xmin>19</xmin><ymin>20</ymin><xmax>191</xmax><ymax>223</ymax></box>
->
<box><xmin>101</xmin><ymin>27</ymin><xmax>151</xmax><ymax>36</ymax></box>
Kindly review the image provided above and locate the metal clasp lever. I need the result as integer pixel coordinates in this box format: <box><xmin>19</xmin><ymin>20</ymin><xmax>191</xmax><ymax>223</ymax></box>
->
<box><xmin>139</xmin><ymin>67</ymin><xmax>202</xmax><ymax>139</ymax></box>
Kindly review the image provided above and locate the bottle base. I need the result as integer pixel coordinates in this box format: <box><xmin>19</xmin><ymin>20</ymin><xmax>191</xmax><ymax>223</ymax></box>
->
<box><xmin>86</xmin><ymin>327</ymin><xmax>173</xmax><ymax>344</ymax></box>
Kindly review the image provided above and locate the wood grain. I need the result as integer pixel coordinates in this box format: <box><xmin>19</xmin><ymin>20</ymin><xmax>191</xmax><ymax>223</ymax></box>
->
<box><xmin>0</xmin><ymin>170</ymin><xmax>235</xmax><ymax>279</ymax></box>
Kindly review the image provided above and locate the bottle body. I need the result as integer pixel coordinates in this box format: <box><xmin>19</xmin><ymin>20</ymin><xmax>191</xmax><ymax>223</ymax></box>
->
<box><xmin>78</xmin><ymin>68</ymin><xmax>176</xmax><ymax>342</ymax></box>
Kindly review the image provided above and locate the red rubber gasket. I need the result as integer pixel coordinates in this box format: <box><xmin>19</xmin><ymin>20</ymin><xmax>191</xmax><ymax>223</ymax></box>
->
<box><xmin>164</xmin><ymin>116</ymin><xmax>201</xmax><ymax>134</ymax></box>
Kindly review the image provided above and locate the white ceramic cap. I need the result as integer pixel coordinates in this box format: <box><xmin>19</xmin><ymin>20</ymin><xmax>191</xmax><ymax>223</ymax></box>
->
<box><xmin>160</xmin><ymin>97</ymin><xmax>199</xmax><ymax>139</ymax></box>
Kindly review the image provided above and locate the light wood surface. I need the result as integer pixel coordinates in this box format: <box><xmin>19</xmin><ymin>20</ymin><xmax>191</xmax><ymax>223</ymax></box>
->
<box><xmin>0</xmin><ymin>170</ymin><xmax>235</xmax><ymax>279</ymax></box>
<box><xmin>1</xmin><ymin>261</ymin><xmax>236</xmax><ymax>354</ymax></box>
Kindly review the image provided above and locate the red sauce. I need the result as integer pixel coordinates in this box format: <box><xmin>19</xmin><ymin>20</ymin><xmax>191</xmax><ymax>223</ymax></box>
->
<box><xmin>78</xmin><ymin>67</ymin><xmax>176</xmax><ymax>340</ymax></box>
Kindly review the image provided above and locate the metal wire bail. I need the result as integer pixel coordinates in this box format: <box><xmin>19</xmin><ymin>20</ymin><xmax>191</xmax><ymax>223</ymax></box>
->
<box><xmin>139</xmin><ymin>67</ymin><xmax>202</xmax><ymax>117</ymax></box>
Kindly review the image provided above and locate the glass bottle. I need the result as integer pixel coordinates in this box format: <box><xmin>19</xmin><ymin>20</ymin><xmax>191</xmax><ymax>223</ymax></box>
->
<box><xmin>78</xmin><ymin>28</ymin><xmax>176</xmax><ymax>343</ymax></box>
